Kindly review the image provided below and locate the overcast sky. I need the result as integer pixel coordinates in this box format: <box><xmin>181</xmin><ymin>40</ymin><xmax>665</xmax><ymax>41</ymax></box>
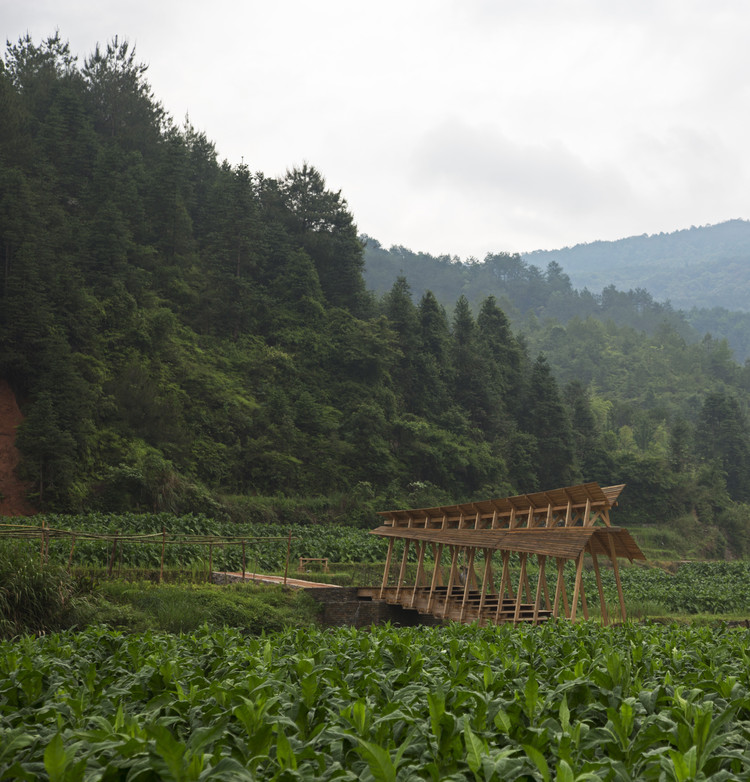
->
<box><xmin>4</xmin><ymin>1</ymin><xmax>750</xmax><ymax>258</ymax></box>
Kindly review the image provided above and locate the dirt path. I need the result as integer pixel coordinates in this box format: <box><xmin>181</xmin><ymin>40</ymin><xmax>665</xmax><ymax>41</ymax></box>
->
<box><xmin>0</xmin><ymin>380</ymin><xmax>36</xmax><ymax>517</ymax></box>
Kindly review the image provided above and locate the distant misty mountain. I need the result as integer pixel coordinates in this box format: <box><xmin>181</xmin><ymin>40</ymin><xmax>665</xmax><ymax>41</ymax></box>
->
<box><xmin>363</xmin><ymin>218</ymin><xmax>750</xmax><ymax>363</ymax></box>
<box><xmin>523</xmin><ymin>219</ymin><xmax>750</xmax><ymax>312</ymax></box>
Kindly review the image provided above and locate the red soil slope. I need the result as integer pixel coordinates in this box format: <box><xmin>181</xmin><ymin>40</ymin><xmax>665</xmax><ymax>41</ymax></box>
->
<box><xmin>0</xmin><ymin>380</ymin><xmax>36</xmax><ymax>516</ymax></box>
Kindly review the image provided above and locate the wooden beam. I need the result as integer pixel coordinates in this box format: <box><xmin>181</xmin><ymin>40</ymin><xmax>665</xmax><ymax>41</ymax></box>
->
<box><xmin>411</xmin><ymin>540</ymin><xmax>427</xmax><ymax>608</ymax></box>
<box><xmin>395</xmin><ymin>539</ymin><xmax>410</xmax><ymax>601</ymax></box>
<box><xmin>533</xmin><ymin>555</ymin><xmax>546</xmax><ymax>625</ymax></box>
<box><xmin>430</xmin><ymin>543</ymin><xmax>443</xmax><ymax>587</ymax></box>
<box><xmin>427</xmin><ymin>543</ymin><xmax>443</xmax><ymax>612</ymax></box>
<box><xmin>570</xmin><ymin>551</ymin><xmax>585</xmax><ymax>623</ymax></box>
<box><xmin>514</xmin><ymin>554</ymin><xmax>528</xmax><ymax>623</ymax></box>
<box><xmin>590</xmin><ymin>549</ymin><xmax>608</xmax><ymax>626</ymax></box>
<box><xmin>443</xmin><ymin>546</ymin><xmax>460</xmax><ymax>618</ymax></box>
<box><xmin>582</xmin><ymin>497</ymin><xmax>592</xmax><ymax>527</ymax></box>
<box><xmin>460</xmin><ymin>548</ymin><xmax>476</xmax><ymax>622</ymax></box>
<box><xmin>552</xmin><ymin>557</ymin><xmax>567</xmax><ymax>618</ymax></box>
<box><xmin>539</xmin><ymin>554</ymin><xmax>551</xmax><ymax>610</ymax></box>
<box><xmin>608</xmin><ymin>533</ymin><xmax>626</xmax><ymax>622</ymax></box>
<box><xmin>495</xmin><ymin>550</ymin><xmax>511</xmax><ymax>623</ymax></box>
<box><xmin>380</xmin><ymin>538</ymin><xmax>394</xmax><ymax>599</ymax></box>
<box><xmin>522</xmin><ymin>559</ymin><xmax>533</xmax><ymax>602</ymax></box>
<box><xmin>478</xmin><ymin>548</ymin><xmax>493</xmax><ymax>625</ymax></box>
<box><xmin>580</xmin><ymin>570</ymin><xmax>589</xmax><ymax>620</ymax></box>
<box><xmin>560</xmin><ymin>560</ymin><xmax>570</xmax><ymax>618</ymax></box>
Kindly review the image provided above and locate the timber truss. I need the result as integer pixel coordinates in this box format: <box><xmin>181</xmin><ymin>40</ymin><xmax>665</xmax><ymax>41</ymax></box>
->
<box><xmin>357</xmin><ymin>482</ymin><xmax>645</xmax><ymax>626</ymax></box>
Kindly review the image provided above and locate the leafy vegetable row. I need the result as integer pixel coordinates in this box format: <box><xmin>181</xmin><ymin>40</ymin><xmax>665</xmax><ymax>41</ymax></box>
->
<box><xmin>2</xmin><ymin>621</ymin><xmax>750</xmax><ymax>780</ymax></box>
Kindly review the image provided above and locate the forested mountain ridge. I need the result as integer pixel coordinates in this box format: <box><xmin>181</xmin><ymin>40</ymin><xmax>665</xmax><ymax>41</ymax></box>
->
<box><xmin>525</xmin><ymin>219</ymin><xmax>750</xmax><ymax>311</ymax></box>
<box><xmin>2</xmin><ymin>34</ymin><xmax>750</xmax><ymax>554</ymax></box>
<box><xmin>363</xmin><ymin>231</ymin><xmax>750</xmax><ymax>363</ymax></box>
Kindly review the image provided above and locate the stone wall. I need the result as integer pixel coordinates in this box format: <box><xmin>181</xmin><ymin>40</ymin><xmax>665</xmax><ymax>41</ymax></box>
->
<box><xmin>305</xmin><ymin>587</ymin><xmax>444</xmax><ymax>628</ymax></box>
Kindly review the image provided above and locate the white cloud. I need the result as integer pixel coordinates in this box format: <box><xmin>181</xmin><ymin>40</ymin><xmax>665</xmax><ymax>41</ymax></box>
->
<box><xmin>4</xmin><ymin>0</ymin><xmax>750</xmax><ymax>257</ymax></box>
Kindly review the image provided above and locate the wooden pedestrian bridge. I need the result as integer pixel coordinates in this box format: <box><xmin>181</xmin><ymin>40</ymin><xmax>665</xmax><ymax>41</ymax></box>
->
<box><xmin>357</xmin><ymin>482</ymin><xmax>645</xmax><ymax>627</ymax></box>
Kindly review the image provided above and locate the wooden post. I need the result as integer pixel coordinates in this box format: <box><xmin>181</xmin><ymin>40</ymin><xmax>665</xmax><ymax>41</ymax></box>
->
<box><xmin>443</xmin><ymin>546</ymin><xmax>460</xmax><ymax>618</ymax></box>
<box><xmin>553</xmin><ymin>558</ymin><xmax>565</xmax><ymax>618</ymax></box>
<box><xmin>380</xmin><ymin>539</ymin><xmax>394</xmax><ymax>599</ymax></box>
<box><xmin>533</xmin><ymin>555</ymin><xmax>546</xmax><ymax>625</ymax></box>
<box><xmin>522</xmin><ymin>562</ymin><xmax>533</xmax><ymax>602</ymax></box>
<box><xmin>590</xmin><ymin>550</ymin><xmax>608</xmax><ymax>626</ymax></box>
<box><xmin>540</xmin><ymin>555</ymin><xmax>551</xmax><ymax>611</ymax></box>
<box><xmin>107</xmin><ymin>531</ymin><xmax>119</xmax><ymax>579</ymax></box>
<box><xmin>67</xmin><ymin>535</ymin><xmax>76</xmax><ymax>573</ymax></box>
<box><xmin>495</xmin><ymin>550</ymin><xmax>511</xmax><ymax>623</ymax></box>
<box><xmin>427</xmin><ymin>543</ymin><xmax>443</xmax><ymax>612</ymax></box>
<box><xmin>411</xmin><ymin>541</ymin><xmax>427</xmax><ymax>608</ymax></box>
<box><xmin>283</xmin><ymin>530</ymin><xmax>291</xmax><ymax>586</ymax></box>
<box><xmin>570</xmin><ymin>551</ymin><xmax>585</xmax><ymax>623</ymax></box>
<box><xmin>160</xmin><ymin>527</ymin><xmax>166</xmax><ymax>584</ymax></box>
<box><xmin>513</xmin><ymin>554</ymin><xmax>528</xmax><ymax>624</ymax></box>
<box><xmin>395</xmin><ymin>539</ymin><xmax>410</xmax><ymax>602</ymax></box>
<box><xmin>459</xmin><ymin>547</ymin><xmax>476</xmax><ymax>622</ymax></box>
<box><xmin>608</xmin><ymin>533</ymin><xmax>627</xmax><ymax>622</ymax></box>
<box><xmin>582</xmin><ymin>498</ymin><xmax>592</xmax><ymax>527</ymax></box>
<box><xmin>242</xmin><ymin>540</ymin><xmax>246</xmax><ymax>581</ymax></box>
<box><xmin>431</xmin><ymin>543</ymin><xmax>444</xmax><ymax>586</ymax></box>
<box><xmin>478</xmin><ymin>548</ymin><xmax>493</xmax><ymax>625</ymax></box>
<box><xmin>580</xmin><ymin>574</ymin><xmax>589</xmax><ymax>620</ymax></box>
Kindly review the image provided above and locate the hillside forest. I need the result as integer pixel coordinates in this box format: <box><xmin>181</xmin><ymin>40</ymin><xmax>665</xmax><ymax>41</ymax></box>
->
<box><xmin>2</xmin><ymin>34</ymin><xmax>750</xmax><ymax>555</ymax></box>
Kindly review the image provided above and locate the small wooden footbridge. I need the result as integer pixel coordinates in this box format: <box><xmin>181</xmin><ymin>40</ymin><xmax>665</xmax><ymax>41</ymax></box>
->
<box><xmin>357</xmin><ymin>482</ymin><xmax>644</xmax><ymax>626</ymax></box>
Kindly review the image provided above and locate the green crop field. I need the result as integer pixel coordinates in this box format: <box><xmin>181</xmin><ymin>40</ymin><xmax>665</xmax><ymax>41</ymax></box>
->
<box><xmin>6</xmin><ymin>514</ymin><xmax>386</xmax><ymax>573</ymax></box>
<box><xmin>2</xmin><ymin>621</ymin><xmax>750</xmax><ymax>780</ymax></box>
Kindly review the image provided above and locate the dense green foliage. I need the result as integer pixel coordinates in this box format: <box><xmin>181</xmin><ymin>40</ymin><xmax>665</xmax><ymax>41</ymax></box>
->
<box><xmin>3</xmin><ymin>622</ymin><xmax>750</xmax><ymax>779</ymax></box>
<box><xmin>0</xmin><ymin>33</ymin><xmax>595</xmax><ymax>515</ymax></box>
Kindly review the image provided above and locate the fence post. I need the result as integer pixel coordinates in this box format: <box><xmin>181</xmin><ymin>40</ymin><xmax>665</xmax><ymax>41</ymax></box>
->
<box><xmin>67</xmin><ymin>534</ymin><xmax>76</xmax><ymax>574</ymax></box>
<box><xmin>107</xmin><ymin>531</ymin><xmax>120</xmax><ymax>579</ymax></box>
<box><xmin>283</xmin><ymin>530</ymin><xmax>292</xmax><ymax>586</ymax></box>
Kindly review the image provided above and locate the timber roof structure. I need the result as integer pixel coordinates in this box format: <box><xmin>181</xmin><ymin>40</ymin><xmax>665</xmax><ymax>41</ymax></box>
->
<box><xmin>359</xmin><ymin>482</ymin><xmax>645</xmax><ymax>626</ymax></box>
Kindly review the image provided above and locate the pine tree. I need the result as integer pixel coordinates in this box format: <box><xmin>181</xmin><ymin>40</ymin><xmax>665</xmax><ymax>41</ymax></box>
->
<box><xmin>522</xmin><ymin>354</ymin><xmax>577</xmax><ymax>489</ymax></box>
<box><xmin>697</xmin><ymin>391</ymin><xmax>750</xmax><ymax>501</ymax></box>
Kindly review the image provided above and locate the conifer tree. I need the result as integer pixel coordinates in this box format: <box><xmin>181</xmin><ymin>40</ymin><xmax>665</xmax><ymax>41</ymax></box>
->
<box><xmin>522</xmin><ymin>354</ymin><xmax>577</xmax><ymax>489</ymax></box>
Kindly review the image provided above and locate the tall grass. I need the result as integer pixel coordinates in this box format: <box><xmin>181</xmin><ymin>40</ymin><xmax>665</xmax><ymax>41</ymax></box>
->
<box><xmin>0</xmin><ymin>542</ymin><xmax>77</xmax><ymax>637</ymax></box>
